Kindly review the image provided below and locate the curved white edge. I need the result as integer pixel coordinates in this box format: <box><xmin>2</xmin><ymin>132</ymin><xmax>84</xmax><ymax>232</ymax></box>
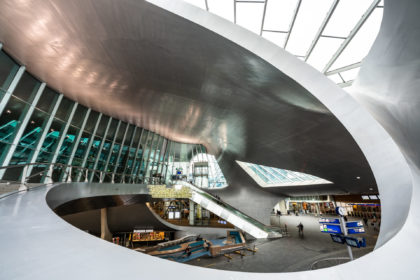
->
<box><xmin>0</xmin><ymin>182</ymin><xmax>417</xmax><ymax>279</ymax></box>
<box><xmin>147</xmin><ymin>0</ymin><xmax>411</xmax><ymax>248</ymax></box>
<box><xmin>0</xmin><ymin>1</ymin><xmax>418</xmax><ymax>279</ymax></box>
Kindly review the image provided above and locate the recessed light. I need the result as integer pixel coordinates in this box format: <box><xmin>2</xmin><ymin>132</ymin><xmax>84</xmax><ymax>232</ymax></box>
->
<box><xmin>369</xmin><ymin>187</ymin><xmax>373</xmax><ymax>191</ymax></box>
<box><xmin>356</xmin><ymin>176</ymin><xmax>361</xmax><ymax>179</ymax></box>
<box><xmin>6</xmin><ymin>109</ymin><xmax>11</xmax><ymax>114</ymax></box>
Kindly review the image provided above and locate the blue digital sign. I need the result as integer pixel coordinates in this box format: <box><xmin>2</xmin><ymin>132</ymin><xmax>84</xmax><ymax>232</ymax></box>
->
<box><xmin>347</xmin><ymin>228</ymin><xmax>365</xmax><ymax>234</ymax></box>
<box><xmin>320</xmin><ymin>224</ymin><xmax>342</xmax><ymax>234</ymax></box>
<box><xmin>346</xmin><ymin>221</ymin><xmax>363</xmax><ymax>228</ymax></box>
<box><xmin>319</xmin><ymin>218</ymin><xmax>340</xmax><ymax>224</ymax></box>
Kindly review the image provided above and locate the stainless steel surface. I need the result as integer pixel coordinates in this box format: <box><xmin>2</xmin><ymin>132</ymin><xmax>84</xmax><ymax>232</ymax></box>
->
<box><xmin>0</xmin><ymin>0</ymin><xmax>376</xmax><ymax>196</ymax></box>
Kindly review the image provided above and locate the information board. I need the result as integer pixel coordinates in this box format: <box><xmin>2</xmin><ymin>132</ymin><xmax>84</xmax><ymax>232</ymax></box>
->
<box><xmin>320</xmin><ymin>224</ymin><xmax>342</xmax><ymax>234</ymax></box>
<box><xmin>346</xmin><ymin>221</ymin><xmax>363</xmax><ymax>228</ymax></box>
<box><xmin>347</xmin><ymin>228</ymin><xmax>365</xmax><ymax>234</ymax></box>
<box><xmin>319</xmin><ymin>218</ymin><xmax>340</xmax><ymax>224</ymax></box>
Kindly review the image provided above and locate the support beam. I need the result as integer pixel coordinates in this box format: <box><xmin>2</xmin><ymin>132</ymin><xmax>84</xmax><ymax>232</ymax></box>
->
<box><xmin>49</xmin><ymin>103</ymin><xmax>78</xmax><ymax>164</ymax></box>
<box><xmin>121</xmin><ymin>126</ymin><xmax>137</xmax><ymax>183</ymax></box>
<box><xmin>259</xmin><ymin>0</ymin><xmax>268</xmax><ymax>36</ymax></box>
<box><xmin>45</xmin><ymin>102</ymin><xmax>78</xmax><ymax>182</ymax></box>
<box><xmin>101</xmin><ymin>120</ymin><xmax>121</xmax><ymax>182</ymax></box>
<box><xmin>134</xmin><ymin>130</ymin><xmax>151</xmax><ymax>183</ymax></box>
<box><xmin>283</xmin><ymin>0</ymin><xmax>302</xmax><ymax>49</ymax></box>
<box><xmin>112</xmin><ymin>123</ymin><xmax>130</xmax><ymax>177</ymax></box>
<box><xmin>0</xmin><ymin>83</ymin><xmax>46</xmax><ymax>179</ymax></box>
<box><xmin>304</xmin><ymin>0</ymin><xmax>340</xmax><ymax>61</ymax></box>
<box><xmin>338</xmin><ymin>80</ymin><xmax>354</xmax><ymax>88</ymax></box>
<box><xmin>62</xmin><ymin>108</ymin><xmax>91</xmax><ymax>182</ymax></box>
<box><xmin>189</xmin><ymin>200</ymin><xmax>195</xmax><ymax>226</ymax></box>
<box><xmin>233</xmin><ymin>0</ymin><xmax>237</xmax><ymax>24</ymax></box>
<box><xmin>76</xmin><ymin>113</ymin><xmax>102</xmax><ymax>182</ymax></box>
<box><xmin>0</xmin><ymin>66</ymin><xmax>25</xmax><ymax>117</ymax></box>
<box><xmin>322</xmin><ymin>0</ymin><xmax>381</xmax><ymax>73</ymax></box>
<box><xmin>325</xmin><ymin>62</ymin><xmax>362</xmax><ymax>76</ymax></box>
<box><xmin>100</xmin><ymin>208</ymin><xmax>112</xmax><ymax>242</ymax></box>
<box><xmin>262</xmin><ymin>29</ymin><xmax>288</xmax><ymax>34</ymax></box>
<box><xmin>27</xmin><ymin>94</ymin><xmax>63</xmax><ymax>176</ymax></box>
<box><xmin>88</xmin><ymin>116</ymin><xmax>112</xmax><ymax>181</ymax></box>
<box><xmin>128</xmin><ymin>129</ymin><xmax>144</xmax><ymax>183</ymax></box>
<box><xmin>142</xmin><ymin>133</ymin><xmax>157</xmax><ymax>183</ymax></box>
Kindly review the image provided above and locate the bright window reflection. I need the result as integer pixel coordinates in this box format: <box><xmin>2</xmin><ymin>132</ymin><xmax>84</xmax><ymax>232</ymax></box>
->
<box><xmin>190</xmin><ymin>153</ymin><xmax>228</xmax><ymax>188</ymax></box>
<box><xmin>237</xmin><ymin>160</ymin><xmax>332</xmax><ymax>187</ymax></box>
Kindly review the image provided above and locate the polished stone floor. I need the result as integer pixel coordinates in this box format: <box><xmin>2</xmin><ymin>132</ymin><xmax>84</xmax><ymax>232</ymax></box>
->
<box><xmin>184</xmin><ymin>215</ymin><xmax>378</xmax><ymax>272</ymax></box>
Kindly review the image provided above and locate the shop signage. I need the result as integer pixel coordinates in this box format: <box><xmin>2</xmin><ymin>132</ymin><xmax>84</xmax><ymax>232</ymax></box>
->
<box><xmin>148</xmin><ymin>185</ymin><xmax>192</xmax><ymax>198</ymax></box>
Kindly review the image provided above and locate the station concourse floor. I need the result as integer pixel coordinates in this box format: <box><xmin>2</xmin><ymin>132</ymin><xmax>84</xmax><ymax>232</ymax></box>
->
<box><xmin>184</xmin><ymin>215</ymin><xmax>378</xmax><ymax>272</ymax></box>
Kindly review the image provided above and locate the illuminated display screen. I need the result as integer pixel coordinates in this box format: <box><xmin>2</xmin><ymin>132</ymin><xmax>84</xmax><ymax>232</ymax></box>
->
<box><xmin>132</xmin><ymin>231</ymin><xmax>165</xmax><ymax>242</ymax></box>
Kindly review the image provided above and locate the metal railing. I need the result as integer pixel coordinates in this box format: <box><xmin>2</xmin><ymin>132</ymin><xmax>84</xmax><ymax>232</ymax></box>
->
<box><xmin>0</xmin><ymin>162</ymin><xmax>140</xmax><ymax>191</ymax></box>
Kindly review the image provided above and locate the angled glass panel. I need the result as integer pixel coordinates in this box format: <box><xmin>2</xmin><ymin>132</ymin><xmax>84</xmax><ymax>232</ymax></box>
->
<box><xmin>12</xmin><ymin>72</ymin><xmax>40</xmax><ymax>103</ymax></box>
<box><xmin>323</xmin><ymin>0</ymin><xmax>372</xmax><ymax>37</ymax></box>
<box><xmin>285</xmin><ymin>0</ymin><xmax>333</xmax><ymax>56</ymax></box>
<box><xmin>0</xmin><ymin>50</ymin><xmax>19</xmax><ymax>94</ymax></box>
<box><xmin>330</xmin><ymin>8</ymin><xmax>383</xmax><ymax>70</ymax></box>
<box><xmin>306</xmin><ymin>37</ymin><xmax>343</xmax><ymax>71</ymax></box>
<box><xmin>237</xmin><ymin>160</ymin><xmax>332</xmax><ymax>187</ymax></box>
<box><xmin>340</xmin><ymin>68</ymin><xmax>360</xmax><ymax>82</ymax></box>
<box><xmin>327</xmin><ymin>74</ymin><xmax>344</xmax><ymax>84</ymax></box>
<box><xmin>236</xmin><ymin>2</ymin><xmax>265</xmax><ymax>34</ymax></box>
<box><xmin>262</xmin><ymin>32</ymin><xmax>287</xmax><ymax>48</ymax></box>
<box><xmin>207</xmin><ymin>0</ymin><xmax>234</xmax><ymax>22</ymax></box>
<box><xmin>36</xmin><ymin>87</ymin><xmax>59</xmax><ymax>114</ymax></box>
<box><xmin>0</xmin><ymin>96</ymin><xmax>26</xmax><ymax>156</ymax></box>
<box><xmin>263</xmin><ymin>0</ymin><xmax>297</xmax><ymax>32</ymax></box>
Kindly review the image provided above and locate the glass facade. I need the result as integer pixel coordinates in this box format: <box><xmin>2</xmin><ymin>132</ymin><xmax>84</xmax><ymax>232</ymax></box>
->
<box><xmin>236</xmin><ymin>160</ymin><xmax>332</xmax><ymax>187</ymax></box>
<box><xmin>0</xmin><ymin>48</ymin><xmax>227</xmax><ymax>187</ymax></box>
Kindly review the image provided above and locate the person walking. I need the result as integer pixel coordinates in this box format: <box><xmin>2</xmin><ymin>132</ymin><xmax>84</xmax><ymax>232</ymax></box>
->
<box><xmin>297</xmin><ymin>222</ymin><xmax>304</xmax><ymax>237</ymax></box>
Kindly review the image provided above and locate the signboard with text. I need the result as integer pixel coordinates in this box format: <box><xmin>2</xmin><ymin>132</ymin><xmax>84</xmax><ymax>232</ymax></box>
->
<box><xmin>320</xmin><ymin>224</ymin><xmax>342</xmax><ymax>234</ymax></box>
<box><xmin>319</xmin><ymin>218</ymin><xmax>340</xmax><ymax>224</ymax></box>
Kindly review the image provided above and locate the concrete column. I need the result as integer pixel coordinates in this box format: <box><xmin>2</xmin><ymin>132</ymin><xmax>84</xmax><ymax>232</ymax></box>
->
<box><xmin>189</xmin><ymin>200</ymin><xmax>195</xmax><ymax>226</ymax></box>
<box><xmin>315</xmin><ymin>203</ymin><xmax>321</xmax><ymax>216</ymax></box>
<box><xmin>100</xmin><ymin>208</ymin><xmax>112</xmax><ymax>241</ymax></box>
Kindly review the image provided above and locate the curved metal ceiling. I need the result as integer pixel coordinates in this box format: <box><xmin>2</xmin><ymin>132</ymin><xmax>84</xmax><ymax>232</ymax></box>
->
<box><xmin>0</xmin><ymin>0</ymin><xmax>376</xmax><ymax>194</ymax></box>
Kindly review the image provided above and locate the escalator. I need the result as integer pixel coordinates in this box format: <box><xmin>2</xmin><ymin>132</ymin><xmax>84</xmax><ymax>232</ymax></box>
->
<box><xmin>174</xmin><ymin>181</ymin><xmax>282</xmax><ymax>239</ymax></box>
